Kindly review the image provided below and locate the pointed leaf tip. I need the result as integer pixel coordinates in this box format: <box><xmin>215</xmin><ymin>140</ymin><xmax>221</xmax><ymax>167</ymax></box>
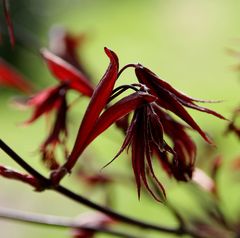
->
<box><xmin>104</xmin><ymin>47</ymin><xmax>111</xmax><ymax>54</ymax></box>
<box><xmin>67</xmin><ymin>47</ymin><xmax>119</xmax><ymax>168</ymax></box>
<box><xmin>104</xmin><ymin>47</ymin><xmax>119</xmax><ymax>65</ymax></box>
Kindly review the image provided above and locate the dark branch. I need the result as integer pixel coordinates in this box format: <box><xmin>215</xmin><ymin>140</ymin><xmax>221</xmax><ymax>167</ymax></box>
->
<box><xmin>0</xmin><ymin>139</ymin><xmax>202</xmax><ymax>237</ymax></box>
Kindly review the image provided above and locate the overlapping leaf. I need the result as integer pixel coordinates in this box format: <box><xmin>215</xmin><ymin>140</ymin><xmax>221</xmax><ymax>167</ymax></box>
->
<box><xmin>135</xmin><ymin>65</ymin><xmax>225</xmax><ymax>144</ymax></box>
<box><xmin>67</xmin><ymin>48</ymin><xmax>119</xmax><ymax>167</ymax></box>
<box><xmin>41</xmin><ymin>49</ymin><xmax>94</xmax><ymax>96</ymax></box>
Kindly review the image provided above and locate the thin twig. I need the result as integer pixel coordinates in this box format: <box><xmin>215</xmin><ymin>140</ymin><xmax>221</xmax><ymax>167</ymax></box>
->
<box><xmin>0</xmin><ymin>207</ymin><xmax>141</xmax><ymax>238</ymax></box>
<box><xmin>0</xmin><ymin>139</ymin><xmax>50</xmax><ymax>189</ymax></box>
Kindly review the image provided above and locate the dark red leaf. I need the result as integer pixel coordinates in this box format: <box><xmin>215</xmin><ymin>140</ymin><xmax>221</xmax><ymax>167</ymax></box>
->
<box><xmin>41</xmin><ymin>48</ymin><xmax>94</xmax><ymax>96</ymax></box>
<box><xmin>136</xmin><ymin>65</ymin><xmax>220</xmax><ymax>103</ymax></box>
<box><xmin>139</xmin><ymin>114</ymin><xmax>162</xmax><ymax>201</ymax></box>
<box><xmin>24</xmin><ymin>85</ymin><xmax>63</xmax><ymax>124</ymax></box>
<box><xmin>0</xmin><ymin>165</ymin><xmax>40</xmax><ymax>189</ymax></box>
<box><xmin>131</xmin><ymin>134</ymin><xmax>142</xmax><ymax>200</ymax></box>
<box><xmin>86</xmin><ymin>92</ymin><xmax>156</xmax><ymax>147</ymax></box>
<box><xmin>0</xmin><ymin>59</ymin><xmax>32</xmax><ymax>93</ymax></box>
<box><xmin>3</xmin><ymin>0</ymin><xmax>15</xmax><ymax>47</ymax></box>
<box><xmin>161</xmin><ymin>92</ymin><xmax>212</xmax><ymax>143</ymax></box>
<box><xmin>49</xmin><ymin>27</ymin><xmax>90</xmax><ymax>77</ymax></box>
<box><xmin>65</xmin><ymin>48</ymin><xmax>119</xmax><ymax>170</ymax></box>
<box><xmin>178</xmin><ymin>99</ymin><xmax>225</xmax><ymax>120</ymax></box>
<box><xmin>115</xmin><ymin>114</ymin><xmax>129</xmax><ymax>133</ymax></box>
<box><xmin>41</xmin><ymin>96</ymin><xmax>67</xmax><ymax>147</ymax></box>
<box><xmin>154</xmin><ymin>107</ymin><xmax>196</xmax><ymax>180</ymax></box>
<box><xmin>135</xmin><ymin>67</ymin><xmax>216</xmax><ymax>144</ymax></box>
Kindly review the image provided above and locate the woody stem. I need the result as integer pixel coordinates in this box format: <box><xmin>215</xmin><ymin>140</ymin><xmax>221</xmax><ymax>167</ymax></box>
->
<box><xmin>0</xmin><ymin>139</ymin><xmax>202</xmax><ymax>237</ymax></box>
<box><xmin>0</xmin><ymin>207</ymin><xmax>141</xmax><ymax>238</ymax></box>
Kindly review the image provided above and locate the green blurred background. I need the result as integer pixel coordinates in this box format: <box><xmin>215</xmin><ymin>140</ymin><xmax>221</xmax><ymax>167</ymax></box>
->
<box><xmin>1</xmin><ymin>0</ymin><xmax>240</xmax><ymax>237</ymax></box>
